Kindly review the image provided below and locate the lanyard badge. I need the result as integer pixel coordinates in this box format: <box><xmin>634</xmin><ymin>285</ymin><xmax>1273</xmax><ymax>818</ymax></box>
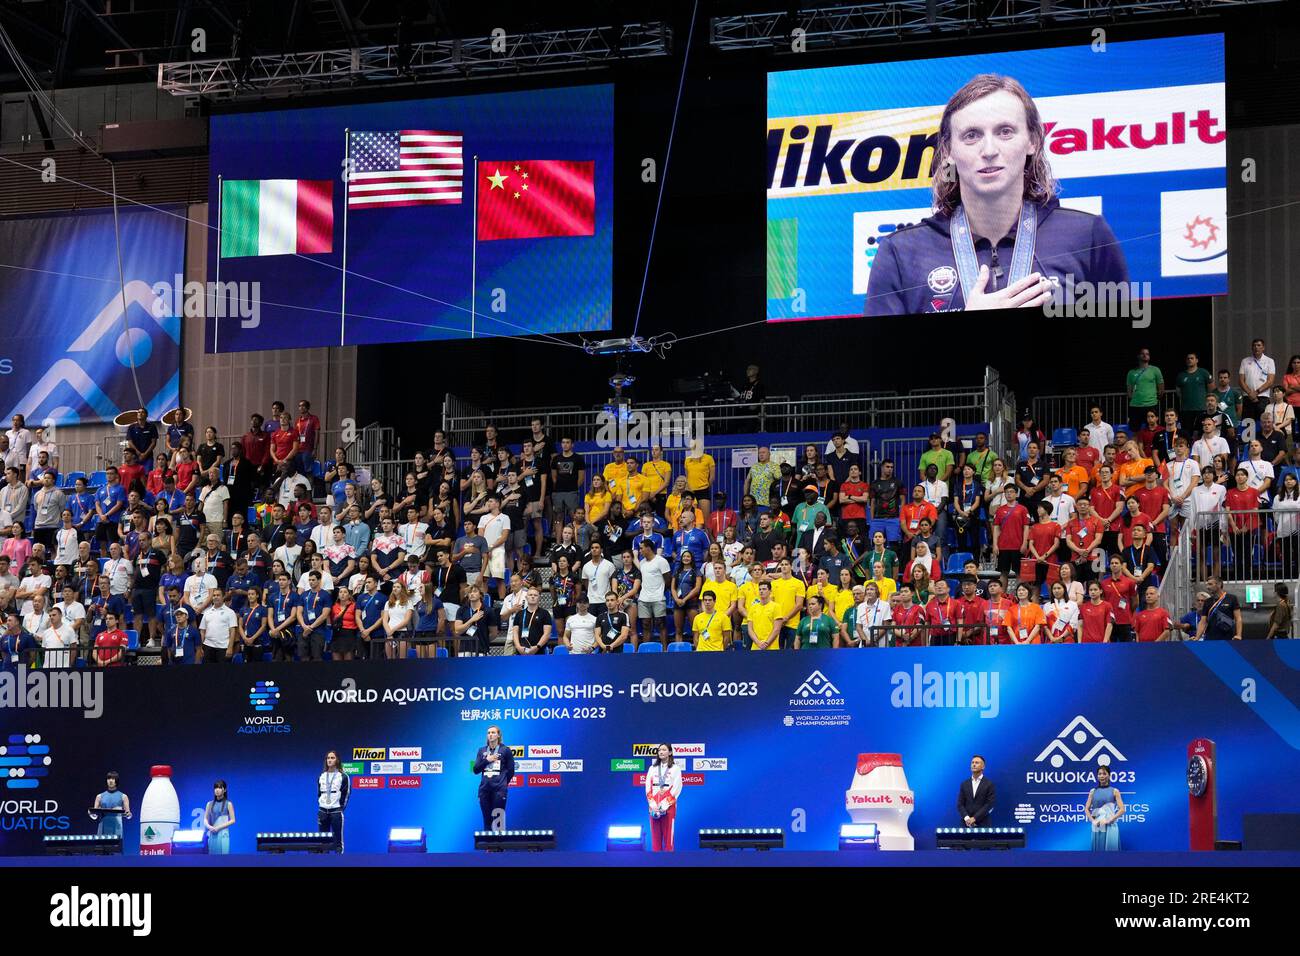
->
<box><xmin>950</xmin><ymin>202</ymin><xmax>1039</xmax><ymax>305</ymax></box>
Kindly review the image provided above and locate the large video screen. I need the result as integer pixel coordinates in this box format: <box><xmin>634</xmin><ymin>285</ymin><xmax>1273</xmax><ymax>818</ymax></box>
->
<box><xmin>207</xmin><ymin>84</ymin><xmax>613</xmax><ymax>352</ymax></box>
<box><xmin>766</xmin><ymin>34</ymin><xmax>1226</xmax><ymax>320</ymax></box>
<box><xmin>0</xmin><ymin>205</ymin><xmax>184</xmax><ymax>425</ymax></box>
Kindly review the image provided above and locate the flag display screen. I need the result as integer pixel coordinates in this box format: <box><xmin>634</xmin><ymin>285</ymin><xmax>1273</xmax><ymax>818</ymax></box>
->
<box><xmin>766</xmin><ymin>34</ymin><xmax>1227</xmax><ymax>321</ymax></box>
<box><xmin>206</xmin><ymin>84</ymin><xmax>613</xmax><ymax>352</ymax></box>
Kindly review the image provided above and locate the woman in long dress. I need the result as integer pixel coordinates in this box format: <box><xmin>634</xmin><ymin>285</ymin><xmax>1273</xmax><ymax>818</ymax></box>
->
<box><xmin>1084</xmin><ymin>763</ymin><xmax>1125</xmax><ymax>851</ymax></box>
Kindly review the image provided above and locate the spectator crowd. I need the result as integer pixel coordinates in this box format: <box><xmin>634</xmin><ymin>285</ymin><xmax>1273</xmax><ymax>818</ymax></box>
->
<box><xmin>0</xmin><ymin>339</ymin><xmax>1296</xmax><ymax>668</ymax></box>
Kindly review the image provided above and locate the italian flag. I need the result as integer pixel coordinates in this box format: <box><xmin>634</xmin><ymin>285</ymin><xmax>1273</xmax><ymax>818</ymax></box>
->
<box><xmin>220</xmin><ymin>179</ymin><xmax>334</xmax><ymax>258</ymax></box>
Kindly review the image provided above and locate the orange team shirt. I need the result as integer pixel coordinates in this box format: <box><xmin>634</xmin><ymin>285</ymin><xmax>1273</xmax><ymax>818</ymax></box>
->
<box><xmin>899</xmin><ymin>502</ymin><xmax>938</xmax><ymax>535</ymax></box>
<box><xmin>1117</xmin><ymin>457</ymin><xmax>1153</xmax><ymax>496</ymax></box>
<box><xmin>1008</xmin><ymin>602</ymin><xmax>1047</xmax><ymax>644</ymax></box>
<box><xmin>1055</xmin><ymin>465</ymin><xmax>1090</xmax><ymax>500</ymax></box>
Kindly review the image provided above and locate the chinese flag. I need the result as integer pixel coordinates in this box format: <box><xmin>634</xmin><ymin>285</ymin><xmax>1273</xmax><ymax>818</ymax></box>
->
<box><xmin>476</xmin><ymin>160</ymin><xmax>595</xmax><ymax>241</ymax></box>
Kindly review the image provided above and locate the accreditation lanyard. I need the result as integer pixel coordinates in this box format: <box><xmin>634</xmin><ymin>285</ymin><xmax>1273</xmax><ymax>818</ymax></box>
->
<box><xmin>950</xmin><ymin>201</ymin><xmax>1038</xmax><ymax>301</ymax></box>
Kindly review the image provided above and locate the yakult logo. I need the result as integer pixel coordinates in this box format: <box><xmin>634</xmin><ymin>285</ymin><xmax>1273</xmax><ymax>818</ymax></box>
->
<box><xmin>527</xmin><ymin>745</ymin><xmax>561</xmax><ymax>758</ymax></box>
<box><xmin>388</xmin><ymin>747</ymin><xmax>422</xmax><ymax>759</ymax></box>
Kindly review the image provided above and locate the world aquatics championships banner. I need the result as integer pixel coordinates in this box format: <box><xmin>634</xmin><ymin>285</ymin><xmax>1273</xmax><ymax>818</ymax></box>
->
<box><xmin>0</xmin><ymin>206</ymin><xmax>184</xmax><ymax>425</ymax></box>
<box><xmin>206</xmin><ymin>84</ymin><xmax>613</xmax><ymax>352</ymax></box>
<box><xmin>766</xmin><ymin>34</ymin><xmax>1227</xmax><ymax>321</ymax></box>
<box><xmin>4</xmin><ymin>642</ymin><xmax>1300</xmax><ymax>856</ymax></box>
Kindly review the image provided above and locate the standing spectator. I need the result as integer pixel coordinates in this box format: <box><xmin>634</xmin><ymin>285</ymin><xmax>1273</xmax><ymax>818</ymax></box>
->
<box><xmin>684</xmin><ymin>439</ymin><xmax>717</xmax><ymax>526</ymax></box>
<box><xmin>1275</xmin><ymin>475</ymin><xmax>1300</xmax><ymax>581</ymax></box>
<box><xmin>199</xmin><ymin>588</ymin><xmax>238</xmax><ymax>663</ymax></box>
<box><xmin>918</xmin><ymin>433</ymin><xmax>956</xmax><ymax>483</ymax></box>
<box><xmin>1191</xmin><ymin>417</ymin><xmax>1232</xmax><ymax>470</ymax></box>
<box><xmin>294</xmin><ymin>400</ymin><xmax>322</xmax><ymax>474</ymax></box>
<box><xmin>5</xmin><ymin>415</ymin><xmax>33</xmax><ymax>477</ymax></box>
<box><xmin>39</xmin><ymin>605</ymin><xmax>78</xmax><ymax>668</ymax></box>
<box><xmin>0</xmin><ymin>468</ymin><xmax>28</xmax><ymax>530</ymax></box>
<box><xmin>549</xmin><ymin>437</ymin><xmax>585</xmax><ymax>530</ymax></box>
<box><xmin>1223</xmin><ymin>468</ymin><xmax>1263</xmax><ymax>580</ymax></box>
<box><xmin>477</xmin><ymin>495</ymin><xmax>511</xmax><ymax>601</ymax></box>
<box><xmin>1194</xmin><ymin>576</ymin><xmax>1242</xmax><ymax>641</ymax></box>
<box><xmin>1125</xmin><ymin>348</ymin><xmax>1164</xmax><ymax>433</ymax></box>
<box><xmin>745</xmin><ymin>447</ymin><xmax>781</xmax><ymax>515</ymax></box>
<box><xmin>1016</xmin><ymin>412</ymin><xmax>1047</xmax><ymax>462</ymax></box>
<box><xmin>826</xmin><ymin>434</ymin><xmax>858</xmax><ymax>484</ymax></box>
<box><xmin>1210</xmin><ymin>369</ymin><xmax>1243</xmax><ymax>442</ymax></box>
<box><xmin>93</xmin><ymin>467</ymin><xmax>126</xmax><ymax>547</ymax></box>
<box><xmin>1176</xmin><ymin>352</ymin><xmax>1213</xmax><ymax>428</ymax></box>
<box><xmin>125</xmin><ymin>408</ymin><xmax>158</xmax><ymax>471</ymax></box>
<box><xmin>199</xmin><ymin>466</ymin><xmax>230</xmax><ymax>539</ymax></box>
<box><xmin>1282</xmin><ymin>355</ymin><xmax>1300</xmax><ymax>418</ymax></box>
<box><xmin>1265</xmin><ymin>387</ymin><xmax>1295</xmax><ymax>440</ymax></box>
<box><xmin>1238</xmin><ymin>338</ymin><xmax>1277</xmax><ymax>425</ymax></box>
<box><xmin>31</xmin><ymin>471</ymin><xmax>65</xmax><ymax>550</ymax></box>
<box><xmin>196</xmin><ymin>426</ymin><xmax>225</xmax><ymax>473</ymax></box>
<box><xmin>1265</xmin><ymin>582</ymin><xmax>1293</xmax><ymax>641</ymax></box>
<box><xmin>1083</xmin><ymin>406</ymin><xmax>1114</xmax><ymax>452</ymax></box>
<box><xmin>269</xmin><ymin>411</ymin><xmax>297</xmax><ymax>473</ymax></box>
<box><xmin>26</xmin><ymin>426</ymin><xmax>58</xmax><ymax>474</ymax></box>
<box><xmin>165</xmin><ymin>409</ymin><xmax>195</xmax><ymax>458</ymax></box>
<box><xmin>240</xmin><ymin>414</ymin><xmax>272</xmax><ymax>489</ymax></box>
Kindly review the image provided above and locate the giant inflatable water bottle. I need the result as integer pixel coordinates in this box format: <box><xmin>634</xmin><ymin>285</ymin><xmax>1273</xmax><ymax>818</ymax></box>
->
<box><xmin>140</xmin><ymin>765</ymin><xmax>180</xmax><ymax>856</ymax></box>
<box><xmin>845</xmin><ymin>753</ymin><xmax>915</xmax><ymax>850</ymax></box>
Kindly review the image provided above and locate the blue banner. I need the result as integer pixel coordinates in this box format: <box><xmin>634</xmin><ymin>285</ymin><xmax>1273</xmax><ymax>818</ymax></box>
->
<box><xmin>3</xmin><ymin>642</ymin><xmax>1298</xmax><ymax>855</ymax></box>
<box><xmin>0</xmin><ymin>205</ymin><xmax>185</xmax><ymax>425</ymax></box>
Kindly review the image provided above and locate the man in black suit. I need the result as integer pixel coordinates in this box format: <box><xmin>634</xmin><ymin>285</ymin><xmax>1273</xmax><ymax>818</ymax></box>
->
<box><xmin>957</xmin><ymin>754</ymin><xmax>996</xmax><ymax>828</ymax></box>
<box><xmin>473</xmin><ymin>725</ymin><xmax>516</xmax><ymax>831</ymax></box>
<box><xmin>798</xmin><ymin>512</ymin><xmax>834</xmax><ymax>560</ymax></box>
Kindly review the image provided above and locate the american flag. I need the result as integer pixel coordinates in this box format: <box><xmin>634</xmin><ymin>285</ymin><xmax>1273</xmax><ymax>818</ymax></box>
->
<box><xmin>346</xmin><ymin>130</ymin><xmax>463</xmax><ymax>208</ymax></box>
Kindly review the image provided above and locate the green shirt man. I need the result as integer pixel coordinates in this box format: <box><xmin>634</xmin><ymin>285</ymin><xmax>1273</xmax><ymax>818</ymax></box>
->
<box><xmin>1175</xmin><ymin>363</ymin><xmax>1212</xmax><ymax>414</ymax></box>
<box><xmin>1126</xmin><ymin>354</ymin><xmax>1164</xmax><ymax>408</ymax></box>
<box><xmin>918</xmin><ymin>447</ymin><xmax>955</xmax><ymax>482</ymax></box>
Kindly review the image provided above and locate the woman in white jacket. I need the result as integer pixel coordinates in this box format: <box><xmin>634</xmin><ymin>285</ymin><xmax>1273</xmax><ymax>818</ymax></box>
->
<box><xmin>645</xmin><ymin>743</ymin><xmax>683</xmax><ymax>852</ymax></box>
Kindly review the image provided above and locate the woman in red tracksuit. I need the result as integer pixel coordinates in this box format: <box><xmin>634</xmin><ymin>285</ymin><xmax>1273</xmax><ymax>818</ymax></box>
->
<box><xmin>645</xmin><ymin>743</ymin><xmax>683</xmax><ymax>852</ymax></box>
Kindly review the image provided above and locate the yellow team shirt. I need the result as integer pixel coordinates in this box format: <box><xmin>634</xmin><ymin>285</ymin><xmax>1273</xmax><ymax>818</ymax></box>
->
<box><xmin>611</xmin><ymin>473</ymin><xmax>646</xmax><ymax>512</ymax></box>
<box><xmin>746</xmin><ymin>599</ymin><xmax>782</xmax><ymax>650</ymax></box>
<box><xmin>700</xmin><ymin>578</ymin><xmax>738</xmax><ymax>613</ymax></box>
<box><xmin>693</xmin><ymin>609</ymin><xmax>732</xmax><ymax>651</ymax></box>
<box><xmin>832</xmin><ymin>588</ymin><xmax>857</xmax><ymax>621</ymax></box>
<box><xmin>584</xmin><ymin>489</ymin><xmax>613</xmax><ymax>523</ymax></box>
<box><xmin>684</xmin><ymin>454</ymin><xmax>716</xmax><ymax>491</ymax></box>
<box><xmin>738</xmin><ymin>580</ymin><xmax>761</xmax><ymax>618</ymax></box>
<box><xmin>806</xmin><ymin>583</ymin><xmax>839</xmax><ymax>616</ymax></box>
<box><xmin>770</xmin><ymin>576</ymin><xmax>806</xmax><ymax>630</ymax></box>
<box><xmin>640</xmin><ymin>460</ymin><xmax>672</xmax><ymax>497</ymax></box>
<box><xmin>603</xmin><ymin>460</ymin><xmax>630</xmax><ymax>486</ymax></box>
<box><xmin>869</xmin><ymin>576</ymin><xmax>897</xmax><ymax>602</ymax></box>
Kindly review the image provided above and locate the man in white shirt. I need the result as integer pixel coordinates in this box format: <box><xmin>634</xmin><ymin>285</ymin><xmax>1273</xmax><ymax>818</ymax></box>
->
<box><xmin>310</xmin><ymin>505</ymin><xmax>337</xmax><ymax>552</ymax></box>
<box><xmin>476</xmin><ymin>495</ymin><xmax>512</xmax><ymax>599</ymax></box>
<box><xmin>581</xmin><ymin>541</ymin><xmax>617</xmax><ymax>604</ymax></box>
<box><xmin>274</xmin><ymin>527</ymin><xmax>304</xmax><ymax>579</ymax></box>
<box><xmin>199</xmin><ymin>588</ymin><xmax>238</xmax><ymax>663</ymax></box>
<box><xmin>40</xmin><ymin>605</ymin><xmax>79</xmax><ymax>668</ymax></box>
<box><xmin>54</xmin><ymin>585</ymin><xmax>86</xmax><ymax>656</ymax></box>
<box><xmin>102</xmin><ymin>542</ymin><xmax>134</xmax><ymax>597</ymax></box>
<box><xmin>1165</xmin><ymin>437</ymin><xmax>1201</xmax><ymax>526</ymax></box>
<box><xmin>562</xmin><ymin>595</ymin><xmax>599</xmax><ymax>654</ymax></box>
<box><xmin>854</xmin><ymin>582</ymin><xmax>893</xmax><ymax>648</ymax></box>
<box><xmin>199</xmin><ymin>466</ymin><xmax>230</xmax><ymax>538</ymax></box>
<box><xmin>22</xmin><ymin>593</ymin><xmax>51</xmax><ymax>645</ymax></box>
<box><xmin>635</xmin><ymin>540</ymin><xmax>671</xmax><ymax>644</ymax></box>
<box><xmin>1191</xmin><ymin>417</ymin><xmax>1231</xmax><ymax>469</ymax></box>
<box><xmin>1238</xmin><ymin>337</ymin><xmax>1277</xmax><ymax>423</ymax></box>
<box><xmin>398</xmin><ymin>507</ymin><xmax>429</xmax><ymax>560</ymax></box>
<box><xmin>275</xmin><ymin>465</ymin><xmax>312</xmax><ymax>508</ymax></box>
<box><xmin>184</xmin><ymin>556</ymin><xmax>219</xmax><ymax>617</ymax></box>
<box><xmin>1241</xmin><ymin>440</ymin><xmax>1275</xmax><ymax>496</ymax></box>
<box><xmin>4</xmin><ymin>415</ymin><xmax>33</xmax><ymax>475</ymax></box>
<box><xmin>1084</xmin><ymin>406</ymin><xmax>1115</xmax><ymax>451</ymax></box>
<box><xmin>1042</xmin><ymin>474</ymin><xmax>1076</xmax><ymax>528</ymax></box>
<box><xmin>26</xmin><ymin>426</ymin><xmax>58</xmax><ymax>473</ymax></box>
<box><xmin>16</xmin><ymin>561</ymin><xmax>52</xmax><ymax>617</ymax></box>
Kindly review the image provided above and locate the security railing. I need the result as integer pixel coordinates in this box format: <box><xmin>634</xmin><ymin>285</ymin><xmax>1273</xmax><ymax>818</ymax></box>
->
<box><xmin>1030</xmin><ymin>389</ymin><xmax>1182</xmax><ymax>443</ymax></box>
<box><xmin>1181</xmin><ymin>504</ymin><xmax>1300</xmax><ymax>587</ymax></box>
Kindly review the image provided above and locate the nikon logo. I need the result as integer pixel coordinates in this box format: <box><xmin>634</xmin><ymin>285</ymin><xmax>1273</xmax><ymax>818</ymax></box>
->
<box><xmin>352</xmin><ymin>747</ymin><xmax>385</xmax><ymax>760</ymax></box>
